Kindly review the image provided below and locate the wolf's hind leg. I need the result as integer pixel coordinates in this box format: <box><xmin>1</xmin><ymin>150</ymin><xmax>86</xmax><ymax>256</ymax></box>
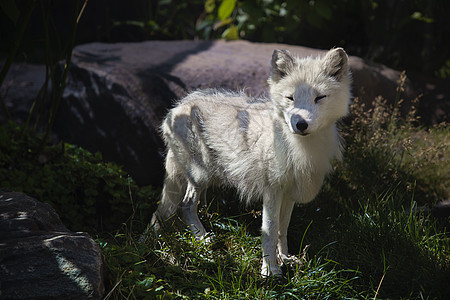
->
<box><xmin>150</xmin><ymin>174</ymin><xmax>185</xmax><ymax>231</ymax></box>
<box><xmin>150</xmin><ymin>150</ymin><xmax>186</xmax><ymax>231</ymax></box>
<box><xmin>181</xmin><ymin>183</ymin><xmax>207</xmax><ymax>239</ymax></box>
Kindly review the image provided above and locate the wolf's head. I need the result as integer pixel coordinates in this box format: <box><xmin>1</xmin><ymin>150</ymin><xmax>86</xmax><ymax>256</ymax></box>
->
<box><xmin>268</xmin><ymin>48</ymin><xmax>351</xmax><ymax>136</ymax></box>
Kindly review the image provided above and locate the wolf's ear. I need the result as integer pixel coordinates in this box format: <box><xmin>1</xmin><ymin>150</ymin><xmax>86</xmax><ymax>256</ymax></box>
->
<box><xmin>270</xmin><ymin>50</ymin><xmax>295</xmax><ymax>83</ymax></box>
<box><xmin>322</xmin><ymin>48</ymin><xmax>349</xmax><ymax>81</ymax></box>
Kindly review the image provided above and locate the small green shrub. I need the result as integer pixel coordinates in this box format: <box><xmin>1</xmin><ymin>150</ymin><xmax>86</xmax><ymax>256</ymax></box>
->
<box><xmin>325</xmin><ymin>72</ymin><xmax>449</xmax><ymax>209</ymax></box>
<box><xmin>0</xmin><ymin>122</ymin><xmax>158</xmax><ymax>233</ymax></box>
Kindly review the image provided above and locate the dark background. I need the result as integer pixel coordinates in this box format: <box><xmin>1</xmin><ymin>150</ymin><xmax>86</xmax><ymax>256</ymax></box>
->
<box><xmin>1</xmin><ymin>0</ymin><xmax>449</xmax><ymax>79</ymax></box>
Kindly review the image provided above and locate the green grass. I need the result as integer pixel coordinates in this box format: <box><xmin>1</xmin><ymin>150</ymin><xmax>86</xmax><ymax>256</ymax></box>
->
<box><xmin>99</xmin><ymin>81</ymin><xmax>450</xmax><ymax>299</ymax></box>
<box><xmin>100</xmin><ymin>192</ymin><xmax>449</xmax><ymax>299</ymax></box>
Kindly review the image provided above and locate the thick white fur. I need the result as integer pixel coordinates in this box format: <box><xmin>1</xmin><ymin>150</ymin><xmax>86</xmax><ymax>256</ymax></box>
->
<box><xmin>151</xmin><ymin>48</ymin><xmax>351</xmax><ymax>276</ymax></box>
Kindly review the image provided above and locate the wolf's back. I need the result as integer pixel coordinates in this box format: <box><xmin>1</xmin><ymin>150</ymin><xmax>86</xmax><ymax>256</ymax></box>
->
<box><xmin>161</xmin><ymin>89</ymin><xmax>278</xmax><ymax>202</ymax></box>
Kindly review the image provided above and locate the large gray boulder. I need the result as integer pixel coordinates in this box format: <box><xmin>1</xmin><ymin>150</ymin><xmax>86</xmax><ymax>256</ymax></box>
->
<box><xmin>0</xmin><ymin>191</ymin><xmax>104</xmax><ymax>299</ymax></box>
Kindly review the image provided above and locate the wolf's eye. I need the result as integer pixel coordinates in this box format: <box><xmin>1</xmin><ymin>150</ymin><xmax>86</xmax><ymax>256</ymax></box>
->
<box><xmin>286</xmin><ymin>95</ymin><xmax>294</xmax><ymax>101</ymax></box>
<box><xmin>314</xmin><ymin>95</ymin><xmax>327</xmax><ymax>103</ymax></box>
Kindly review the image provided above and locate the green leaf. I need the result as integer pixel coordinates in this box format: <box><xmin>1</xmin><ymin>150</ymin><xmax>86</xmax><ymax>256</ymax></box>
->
<box><xmin>138</xmin><ymin>275</ymin><xmax>155</xmax><ymax>288</ymax></box>
<box><xmin>213</xmin><ymin>17</ymin><xmax>232</xmax><ymax>30</ymax></box>
<box><xmin>218</xmin><ymin>0</ymin><xmax>236</xmax><ymax>21</ymax></box>
<box><xmin>204</xmin><ymin>0</ymin><xmax>215</xmax><ymax>13</ymax></box>
<box><xmin>411</xmin><ymin>11</ymin><xmax>434</xmax><ymax>23</ymax></box>
<box><xmin>222</xmin><ymin>25</ymin><xmax>239</xmax><ymax>40</ymax></box>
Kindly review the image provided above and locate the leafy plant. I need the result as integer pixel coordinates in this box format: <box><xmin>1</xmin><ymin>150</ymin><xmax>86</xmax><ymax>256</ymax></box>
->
<box><xmin>0</xmin><ymin>122</ymin><xmax>158</xmax><ymax>232</ymax></box>
<box><xmin>329</xmin><ymin>72</ymin><xmax>449</xmax><ymax>208</ymax></box>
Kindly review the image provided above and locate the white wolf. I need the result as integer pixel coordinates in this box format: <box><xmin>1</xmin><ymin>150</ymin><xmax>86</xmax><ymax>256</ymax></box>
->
<box><xmin>151</xmin><ymin>48</ymin><xmax>351</xmax><ymax>276</ymax></box>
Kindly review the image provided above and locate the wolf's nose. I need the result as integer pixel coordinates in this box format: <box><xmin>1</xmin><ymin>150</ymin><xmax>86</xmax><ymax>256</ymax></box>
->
<box><xmin>296</xmin><ymin>120</ymin><xmax>308</xmax><ymax>132</ymax></box>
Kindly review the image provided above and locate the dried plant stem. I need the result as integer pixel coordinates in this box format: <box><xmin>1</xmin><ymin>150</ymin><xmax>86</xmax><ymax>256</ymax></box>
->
<box><xmin>373</xmin><ymin>272</ymin><xmax>386</xmax><ymax>300</ymax></box>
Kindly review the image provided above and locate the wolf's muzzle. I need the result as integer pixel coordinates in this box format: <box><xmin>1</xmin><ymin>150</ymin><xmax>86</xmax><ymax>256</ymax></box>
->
<box><xmin>291</xmin><ymin>115</ymin><xmax>309</xmax><ymax>135</ymax></box>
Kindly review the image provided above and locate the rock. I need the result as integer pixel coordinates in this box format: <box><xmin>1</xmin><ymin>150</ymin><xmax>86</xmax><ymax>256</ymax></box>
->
<box><xmin>0</xmin><ymin>191</ymin><xmax>104</xmax><ymax>299</ymax></box>
<box><xmin>432</xmin><ymin>199</ymin><xmax>450</xmax><ymax>218</ymax></box>
<box><xmin>0</xmin><ymin>63</ymin><xmax>47</xmax><ymax>122</ymax></box>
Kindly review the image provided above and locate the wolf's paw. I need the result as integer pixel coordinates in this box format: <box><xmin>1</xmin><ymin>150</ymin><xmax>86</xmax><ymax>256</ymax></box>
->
<box><xmin>278</xmin><ymin>253</ymin><xmax>302</xmax><ymax>266</ymax></box>
<box><xmin>198</xmin><ymin>232</ymin><xmax>214</xmax><ymax>244</ymax></box>
<box><xmin>261</xmin><ymin>262</ymin><xmax>282</xmax><ymax>277</ymax></box>
<box><xmin>192</xmin><ymin>231</ymin><xmax>215</xmax><ymax>245</ymax></box>
<box><xmin>139</xmin><ymin>223</ymin><xmax>160</xmax><ymax>243</ymax></box>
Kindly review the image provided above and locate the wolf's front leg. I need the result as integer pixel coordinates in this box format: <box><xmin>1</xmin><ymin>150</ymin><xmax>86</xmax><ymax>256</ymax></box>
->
<box><xmin>261</xmin><ymin>195</ymin><xmax>282</xmax><ymax>276</ymax></box>
<box><xmin>277</xmin><ymin>199</ymin><xmax>300</xmax><ymax>264</ymax></box>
